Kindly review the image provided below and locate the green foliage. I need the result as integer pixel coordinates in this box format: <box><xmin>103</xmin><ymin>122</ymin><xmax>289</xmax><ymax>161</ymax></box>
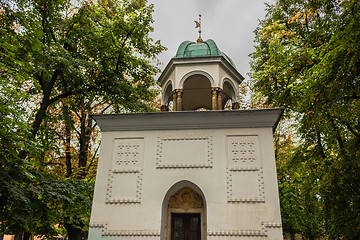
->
<box><xmin>41</xmin><ymin>178</ymin><xmax>94</xmax><ymax>238</ymax></box>
<box><xmin>0</xmin><ymin>0</ymin><xmax>164</xmax><ymax>238</ymax></box>
<box><xmin>250</xmin><ymin>0</ymin><xmax>360</xmax><ymax>239</ymax></box>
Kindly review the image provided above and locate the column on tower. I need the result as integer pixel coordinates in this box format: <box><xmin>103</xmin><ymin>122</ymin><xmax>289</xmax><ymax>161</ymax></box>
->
<box><xmin>211</xmin><ymin>87</ymin><xmax>218</xmax><ymax>110</ymax></box>
<box><xmin>176</xmin><ymin>89</ymin><xmax>183</xmax><ymax>111</ymax></box>
<box><xmin>217</xmin><ymin>88</ymin><xmax>223</xmax><ymax>110</ymax></box>
<box><xmin>212</xmin><ymin>87</ymin><xmax>224</xmax><ymax>110</ymax></box>
<box><xmin>172</xmin><ymin>90</ymin><xmax>177</xmax><ymax>111</ymax></box>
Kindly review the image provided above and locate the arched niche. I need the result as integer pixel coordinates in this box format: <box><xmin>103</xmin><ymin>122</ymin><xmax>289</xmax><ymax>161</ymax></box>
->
<box><xmin>181</xmin><ymin>75</ymin><xmax>212</xmax><ymax>111</ymax></box>
<box><xmin>222</xmin><ymin>78</ymin><xmax>237</xmax><ymax>109</ymax></box>
<box><xmin>161</xmin><ymin>181</ymin><xmax>207</xmax><ymax>240</ymax></box>
<box><xmin>162</xmin><ymin>80</ymin><xmax>174</xmax><ymax>108</ymax></box>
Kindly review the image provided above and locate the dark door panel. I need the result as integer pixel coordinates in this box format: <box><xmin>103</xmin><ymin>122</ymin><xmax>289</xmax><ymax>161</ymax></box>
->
<box><xmin>171</xmin><ymin>213</ymin><xmax>201</xmax><ymax>240</ymax></box>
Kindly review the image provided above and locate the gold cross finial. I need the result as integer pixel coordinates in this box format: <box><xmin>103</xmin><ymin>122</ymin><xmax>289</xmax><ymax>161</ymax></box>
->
<box><xmin>194</xmin><ymin>14</ymin><xmax>203</xmax><ymax>43</ymax></box>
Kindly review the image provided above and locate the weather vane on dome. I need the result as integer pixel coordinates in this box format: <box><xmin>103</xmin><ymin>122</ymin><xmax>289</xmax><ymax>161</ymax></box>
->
<box><xmin>194</xmin><ymin>14</ymin><xmax>203</xmax><ymax>43</ymax></box>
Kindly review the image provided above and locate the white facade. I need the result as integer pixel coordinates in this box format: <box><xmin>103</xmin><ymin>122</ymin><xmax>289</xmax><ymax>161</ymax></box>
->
<box><xmin>88</xmin><ymin>110</ymin><xmax>284</xmax><ymax>240</ymax></box>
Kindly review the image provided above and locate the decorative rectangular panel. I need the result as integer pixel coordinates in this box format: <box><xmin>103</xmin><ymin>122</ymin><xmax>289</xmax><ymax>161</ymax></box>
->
<box><xmin>227</xmin><ymin>167</ymin><xmax>265</xmax><ymax>203</ymax></box>
<box><xmin>107</xmin><ymin>138</ymin><xmax>144</xmax><ymax>204</ymax></box>
<box><xmin>227</xmin><ymin>135</ymin><xmax>260</xmax><ymax>168</ymax></box>
<box><xmin>156</xmin><ymin>136</ymin><xmax>213</xmax><ymax>168</ymax></box>
<box><xmin>106</xmin><ymin>170</ymin><xmax>142</xmax><ymax>204</ymax></box>
<box><xmin>112</xmin><ymin>138</ymin><xmax>144</xmax><ymax>169</ymax></box>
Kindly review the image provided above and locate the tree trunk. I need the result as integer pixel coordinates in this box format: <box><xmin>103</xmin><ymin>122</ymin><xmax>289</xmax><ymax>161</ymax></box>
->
<box><xmin>31</xmin><ymin>68</ymin><xmax>62</xmax><ymax>139</ymax></box>
<box><xmin>14</xmin><ymin>232</ymin><xmax>31</xmax><ymax>240</ymax></box>
<box><xmin>64</xmin><ymin>222</ymin><xmax>83</xmax><ymax>240</ymax></box>
<box><xmin>31</xmin><ymin>96</ymin><xmax>50</xmax><ymax>138</ymax></box>
<box><xmin>14</xmin><ymin>234</ymin><xmax>22</xmax><ymax>240</ymax></box>
<box><xmin>78</xmin><ymin>110</ymin><xmax>92</xmax><ymax>179</ymax></box>
<box><xmin>23</xmin><ymin>232</ymin><xmax>31</xmax><ymax>240</ymax></box>
<box><xmin>65</xmin><ymin>124</ymin><xmax>72</xmax><ymax>178</ymax></box>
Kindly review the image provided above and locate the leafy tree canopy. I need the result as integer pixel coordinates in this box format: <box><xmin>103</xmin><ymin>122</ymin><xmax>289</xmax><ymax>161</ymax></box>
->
<box><xmin>0</xmin><ymin>0</ymin><xmax>165</xmax><ymax>238</ymax></box>
<box><xmin>250</xmin><ymin>0</ymin><xmax>360</xmax><ymax>239</ymax></box>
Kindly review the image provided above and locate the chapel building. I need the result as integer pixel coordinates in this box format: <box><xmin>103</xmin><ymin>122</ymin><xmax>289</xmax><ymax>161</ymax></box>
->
<box><xmin>88</xmin><ymin>37</ymin><xmax>284</xmax><ymax>240</ymax></box>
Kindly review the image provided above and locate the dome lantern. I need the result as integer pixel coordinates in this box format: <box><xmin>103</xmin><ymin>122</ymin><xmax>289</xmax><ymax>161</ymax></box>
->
<box><xmin>159</xmin><ymin>39</ymin><xmax>244</xmax><ymax>111</ymax></box>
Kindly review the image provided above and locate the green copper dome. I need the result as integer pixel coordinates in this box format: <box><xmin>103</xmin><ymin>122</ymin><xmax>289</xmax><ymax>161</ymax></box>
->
<box><xmin>175</xmin><ymin>39</ymin><xmax>236</xmax><ymax>69</ymax></box>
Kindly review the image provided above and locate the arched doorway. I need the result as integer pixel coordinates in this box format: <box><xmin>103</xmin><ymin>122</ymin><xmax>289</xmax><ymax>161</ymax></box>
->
<box><xmin>161</xmin><ymin>181</ymin><xmax>206</xmax><ymax>240</ymax></box>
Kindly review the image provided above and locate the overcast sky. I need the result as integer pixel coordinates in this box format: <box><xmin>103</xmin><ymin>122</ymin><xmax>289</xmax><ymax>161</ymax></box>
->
<box><xmin>149</xmin><ymin>0</ymin><xmax>274</xmax><ymax>82</ymax></box>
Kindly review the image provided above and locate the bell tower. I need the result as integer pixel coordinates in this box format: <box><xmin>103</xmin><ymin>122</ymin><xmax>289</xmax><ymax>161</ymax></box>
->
<box><xmin>160</xmin><ymin>39</ymin><xmax>244</xmax><ymax>111</ymax></box>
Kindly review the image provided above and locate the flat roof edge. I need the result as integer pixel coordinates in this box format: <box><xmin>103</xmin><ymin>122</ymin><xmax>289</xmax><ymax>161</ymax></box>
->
<box><xmin>92</xmin><ymin>108</ymin><xmax>284</xmax><ymax>133</ymax></box>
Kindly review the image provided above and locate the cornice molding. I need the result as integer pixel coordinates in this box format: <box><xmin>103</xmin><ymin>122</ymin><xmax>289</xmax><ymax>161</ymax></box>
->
<box><xmin>158</xmin><ymin>56</ymin><xmax>244</xmax><ymax>86</ymax></box>
<box><xmin>92</xmin><ymin>108</ymin><xmax>284</xmax><ymax>133</ymax></box>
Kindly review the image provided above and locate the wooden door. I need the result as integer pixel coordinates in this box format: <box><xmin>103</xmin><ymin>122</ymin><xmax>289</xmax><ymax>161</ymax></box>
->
<box><xmin>171</xmin><ymin>213</ymin><xmax>201</xmax><ymax>240</ymax></box>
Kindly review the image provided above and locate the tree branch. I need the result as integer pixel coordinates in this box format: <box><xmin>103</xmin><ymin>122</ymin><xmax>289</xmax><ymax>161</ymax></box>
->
<box><xmin>343</xmin><ymin>96</ymin><xmax>360</xmax><ymax>99</ymax></box>
<box><xmin>100</xmin><ymin>104</ymin><xmax>112</xmax><ymax>114</ymax></box>
<box><xmin>85</xmin><ymin>142</ymin><xmax>101</xmax><ymax>176</ymax></box>
<box><xmin>334</xmin><ymin>117</ymin><xmax>360</xmax><ymax>139</ymax></box>
<box><xmin>115</xmin><ymin>27</ymin><xmax>134</xmax><ymax>72</ymax></box>
<box><xmin>48</xmin><ymin>79</ymin><xmax>107</xmax><ymax>106</ymax></box>
<box><xmin>304</xmin><ymin>10</ymin><xmax>310</xmax><ymax>33</ymax></box>
<box><xmin>41</xmin><ymin>0</ymin><xmax>47</xmax><ymax>44</ymax></box>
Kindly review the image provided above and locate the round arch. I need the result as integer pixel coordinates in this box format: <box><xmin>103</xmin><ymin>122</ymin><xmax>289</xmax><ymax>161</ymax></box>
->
<box><xmin>180</xmin><ymin>73</ymin><xmax>213</xmax><ymax>110</ymax></box>
<box><xmin>221</xmin><ymin>78</ymin><xmax>237</xmax><ymax>101</ymax></box>
<box><xmin>162</xmin><ymin>80</ymin><xmax>174</xmax><ymax>106</ymax></box>
<box><xmin>179</xmin><ymin>70</ymin><xmax>215</xmax><ymax>89</ymax></box>
<box><xmin>160</xmin><ymin>180</ymin><xmax>207</xmax><ymax>240</ymax></box>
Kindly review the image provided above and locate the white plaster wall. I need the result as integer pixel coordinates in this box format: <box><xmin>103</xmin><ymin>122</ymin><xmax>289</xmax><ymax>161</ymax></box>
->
<box><xmin>89</xmin><ymin>127</ymin><xmax>283</xmax><ymax>240</ymax></box>
<box><xmin>174</xmin><ymin>64</ymin><xmax>219</xmax><ymax>89</ymax></box>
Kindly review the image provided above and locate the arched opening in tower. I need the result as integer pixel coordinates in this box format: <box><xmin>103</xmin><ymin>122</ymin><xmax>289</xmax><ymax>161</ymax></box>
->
<box><xmin>222</xmin><ymin>80</ymin><xmax>236</xmax><ymax>109</ymax></box>
<box><xmin>162</xmin><ymin>81</ymin><xmax>174</xmax><ymax>111</ymax></box>
<box><xmin>182</xmin><ymin>75</ymin><xmax>212</xmax><ymax>111</ymax></box>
